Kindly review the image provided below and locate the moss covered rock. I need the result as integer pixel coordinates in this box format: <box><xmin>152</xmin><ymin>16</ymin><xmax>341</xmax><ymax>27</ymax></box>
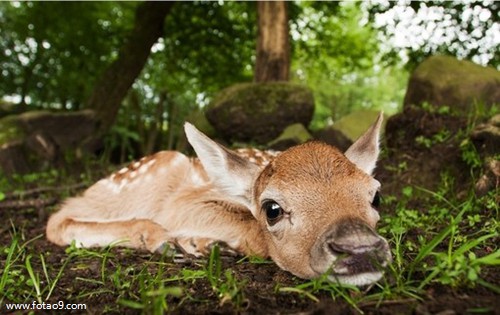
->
<box><xmin>331</xmin><ymin>110</ymin><xmax>386</xmax><ymax>142</ymax></box>
<box><xmin>268</xmin><ymin>123</ymin><xmax>312</xmax><ymax>150</ymax></box>
<box><xmin>0</xmin><ymin>109</ymin><xmax>98</xmax><ymax>174</ymax></box>
<box><xmin>404</xmin><ymin>55</ymin><xmax>500</xmax><ymax>113</ymax></box>
<box><xmin>313</xmin><ymin>127</ymin><xmax>353</xmax><ymax>152</ymax></box>
<box><xmin>205</xmin><ymin>82</ymin><xmax>314</xmax><ymax>144</ymax></box>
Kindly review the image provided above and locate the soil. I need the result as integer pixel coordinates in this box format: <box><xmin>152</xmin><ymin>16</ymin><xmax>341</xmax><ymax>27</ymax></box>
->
<box><xmin>1</xmin><ymin>204</ymin><xmax>499</xmax><ymax>315</ymax></box>
<box><xmin>1</xmin><ymin>108</ymin><xmax>499</xmax><ymax>314</ymax></box>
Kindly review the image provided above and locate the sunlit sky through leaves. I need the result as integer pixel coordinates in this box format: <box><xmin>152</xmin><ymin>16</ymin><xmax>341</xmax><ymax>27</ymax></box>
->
<box><xmin>366</xmin><ymin>0</ymin><xmax>499</xmax><ymax>66</ymax></box>
<box><xmin>2</xmin><ymin>1</ymin><xmax>498</xmax><ymax>110</ymax></box>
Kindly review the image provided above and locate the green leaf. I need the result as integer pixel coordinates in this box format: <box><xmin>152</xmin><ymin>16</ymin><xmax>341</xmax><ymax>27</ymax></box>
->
<box><xmin>467</xmin><ymin>268</ymin><xmax>478</xmax><ymax>281</ymax></box>
<box><xmin>118</xmin><ymin>299</ymin><xmax>145</xmax><ymax>309</ymax></box>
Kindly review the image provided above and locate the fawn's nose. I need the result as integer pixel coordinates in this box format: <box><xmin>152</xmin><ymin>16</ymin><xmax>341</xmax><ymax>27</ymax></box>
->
<box><xmin>328</xmin><ymin>238</ymin><xmax>384</xmax><ymax>256</ymax></box>
<box><xmin>327</xmin><ymin>219</ymin><xmax>384</xmax><ymax>256</ymax></box>
<box><xmin>310</xmin><ymin>218</ymin><xmax>392</xmax><ymax>279</ymax></box>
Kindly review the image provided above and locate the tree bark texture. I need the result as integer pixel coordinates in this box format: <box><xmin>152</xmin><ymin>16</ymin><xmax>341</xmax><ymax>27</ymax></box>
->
<box><xmin>87</xmin><ymin>1</ymin><xmax>173</xmax><ymax>131</ymax></box>
<box><xmin>254</xmin><ymin>1</ymin><xmax>290</xmax><ymax>82</ymax></box>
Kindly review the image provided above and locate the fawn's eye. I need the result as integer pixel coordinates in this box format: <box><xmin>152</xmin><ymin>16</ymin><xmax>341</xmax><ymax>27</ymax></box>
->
<box><xmin>262</xmin><ymin>200</ymin><xmax>284</xmax><ymax>226</ymax></box>
<box><xmin>371</xmin><ymin>191</ymin><xmax>381</xmax><ymax>209</ymax></box>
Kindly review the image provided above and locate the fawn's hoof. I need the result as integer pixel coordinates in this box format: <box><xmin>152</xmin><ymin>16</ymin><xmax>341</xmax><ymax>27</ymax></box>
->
<box><xmin>206</xmin><ymin>241</ymin><xmax>241</xmax><ymax>257</ymax></box>
<box><xmin>155</xmin><ymin>242</ymin><xmax>178</xmax><ymax>257</ymax></box>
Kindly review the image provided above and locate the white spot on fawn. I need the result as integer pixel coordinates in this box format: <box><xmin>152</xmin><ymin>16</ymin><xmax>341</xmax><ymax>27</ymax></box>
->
<box><xmin>105</xmin><ymin>180</ymin><xmax>120</xmax><ymax>194</ymax></box>
<box><xmin>147</xmin><ymin>159</ymin><xmax>156</xmax><ymax>167</ymax></box>
<box><xmin>118</xmin><ymin>179</ymin><xmax>128</xmax><ymax>190</ymax></box>
<box><xmin>170</xmin><ymin>154</ymin><xmax>183</xmax><ymax>168</ymax></box>
<box><xmin>138</xmin><ymin>165</ymin><xmax>149</xmax><ymax>174</ymax></box>
<box><xmin>118</xmin><ymin>167</ymin><xmax>128</xmax><ymax>175</ymax></box>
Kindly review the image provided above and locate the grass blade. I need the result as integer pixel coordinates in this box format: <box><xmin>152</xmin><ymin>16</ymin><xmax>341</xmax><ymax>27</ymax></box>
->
<box><xmin>25</xmin><ymin>255</ymin><xmax>42</xmax><ymax>303</ymax></box>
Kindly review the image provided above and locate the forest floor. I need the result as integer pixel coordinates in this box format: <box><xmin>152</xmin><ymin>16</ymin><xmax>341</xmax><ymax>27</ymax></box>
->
<box><xmin>1</xmin><ymin>165</ymin><xmax>498</xmax><ymax>315</ymax></box>
<box><xmin>1</xmin><ymin>112</ymin><xmax>499</xmax><ymax>314</ymax></box>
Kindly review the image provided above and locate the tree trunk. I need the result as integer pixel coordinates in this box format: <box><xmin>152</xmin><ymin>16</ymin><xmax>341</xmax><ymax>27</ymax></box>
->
<box><xmin>87</xmin><ymin>1</ymin><xmax>173</xmax><ymax>132</ymax></box>
<box><xmin>166</xmin><ymin>96</ymin><xmax>178</xmax><ymax>151</ymax></box>
<box><xmin>145</xmin><ymin>90</ymin><xmax>166</xmax><ymax>155</ymax></box>
<box><xmin>254</xmin><ymin>1</ymin><xmax>290</xmax><ymax>82</ymax></box>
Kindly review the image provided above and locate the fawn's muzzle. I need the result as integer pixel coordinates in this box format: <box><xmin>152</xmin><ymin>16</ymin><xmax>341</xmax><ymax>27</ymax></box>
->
<box><xmin>311</xmin><ymin>218</ymin><xmax>392</xmax><ymax>286</ymax></box>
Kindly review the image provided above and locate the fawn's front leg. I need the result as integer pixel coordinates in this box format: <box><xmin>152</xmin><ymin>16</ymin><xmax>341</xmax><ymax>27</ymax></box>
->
<box><xmin>47</xmin><ymin>213</ymin><xmax>172</xmax><ymax>252</ymax></box>
<box><xmin>174</xmin><ymin>237</ymin><xmax>241</xmax><ymax>257</ymax></box>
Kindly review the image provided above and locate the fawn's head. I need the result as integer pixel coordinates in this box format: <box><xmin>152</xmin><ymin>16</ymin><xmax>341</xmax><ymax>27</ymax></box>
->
<box><xmin>185</xmin><ymin>113</ymin><xmax>391</xmax><ymax>286</ymax></box>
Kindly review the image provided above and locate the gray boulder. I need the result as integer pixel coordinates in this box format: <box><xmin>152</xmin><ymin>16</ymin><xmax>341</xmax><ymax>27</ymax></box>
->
<box><xmin>0</xmin><ymin>110</ymin><xmax>98</xmax><ymax>174</ymax></box>
<box><xmin>404</xmin><ymin>55</ymin><xmax>500</xmax><ymax>114</ymax></box>
<box><xmin>313</xmin><ymin>127</ymin><xmax>352</xmax><ymax>152</ymax></box>
<box><xmin>268</xmin><ymin>123</ymin><xmax>312</xmax><ymax>151</ymax></box>
<box><xmin>205</xmin><ymin>82</ymin><xmax>314</xmax><ymax>144</ymax></box>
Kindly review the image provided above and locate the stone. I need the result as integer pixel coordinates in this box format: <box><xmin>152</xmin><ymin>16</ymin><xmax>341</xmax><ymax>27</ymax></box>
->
<box><xmin>15</xmin><ymin>109</ymin><xmax>98</xmax><ymax>148</ymax></box>
<box><xmin>205</xmin><ymin>82</ymin><xmax>314</xmax><ymax>144</ymax></box>
<box><xmin>471</xmin><ymin>114</ymin><xmax>500</xmax><ymax>156</ymax></box>
<box><xmin>470</xmin><ymin>114</ymin><xmax>500</xmax><ymax>197</ymax></box>
<box><xmin>268</xmin><ymin>123</ymin><xmax>312</xmax><ymax>151</ymax></box>
<box><xmin>475</xmin><ymin>159</ymin><xmax>499</xmax><ymax>197</ymax></box>
<box><xmin>0</xmin><ymin>109</ymin><xmax>98</xmax><ymax>174</ymax></box>
<box><xmin>331</xmin><ymin>110</ymin><xmax>386</xmax><ymax>142</ymax></box>
<box><xmin>174</xmin><ymin>108</ymin><xmax>221</xmax><ymax>153</ymax></box>
<box><xmin>313</xmin><ymin>127</ymin><xmax>353</xmax><ymax>152</ymax></box>
<box><xmin>404</xmin><ymin>55</ymin><xmax>500</xmax><ymax>114</ymax></box>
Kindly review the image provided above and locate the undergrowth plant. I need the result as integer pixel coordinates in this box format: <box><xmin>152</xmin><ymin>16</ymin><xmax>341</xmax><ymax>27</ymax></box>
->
<box><xmin>1</xmin><ymin>121</ymin><xmax>498</xmax><ymax>314</ymax></box>
<box><xmin>206</xmin><ymin>244</ymin><xmax>247</xmax><ymax>308</ymax></box>
<box><xmin>68</xmin><ymin>243</ymin><xmax>183</xmax><ymax>314</ymax></box>
<box><xmin>0</xmin><ymin>227</ymin><xmax>70</xmax><ymax>306</ymax></box>
<box><xmin>277</xmin><ymin>273</ymin><xmax>363</xmax><ymax>313</ymax></box>
<box><xmin>378</xmin><ymin>184</ymin><xmax>499</xmax><ymax>298</ymax></box>
<box><xmin>1</xmin><ymin>177</ymin><xmax>498</xmax><ymax>315</ymax></box>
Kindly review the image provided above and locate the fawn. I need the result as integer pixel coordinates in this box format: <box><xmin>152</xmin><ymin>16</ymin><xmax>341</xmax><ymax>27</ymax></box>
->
<box><xmin>46</xmin><ymin>113</ymin><xmax>391</xmax><ymax>286</ymax></box>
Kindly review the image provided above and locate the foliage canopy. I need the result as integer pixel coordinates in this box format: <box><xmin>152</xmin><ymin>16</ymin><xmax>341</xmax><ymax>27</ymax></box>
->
<box><xmin>0</xmin><ymin>1</ymin><xmax>497</xmax><ymax>154</ymax></box>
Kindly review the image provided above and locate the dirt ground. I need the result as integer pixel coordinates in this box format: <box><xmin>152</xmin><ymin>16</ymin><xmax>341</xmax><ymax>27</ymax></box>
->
<box><xmin>1</xmin><ymin>203</ymin><xmax>499</xmax><ymax>315</ymax></box>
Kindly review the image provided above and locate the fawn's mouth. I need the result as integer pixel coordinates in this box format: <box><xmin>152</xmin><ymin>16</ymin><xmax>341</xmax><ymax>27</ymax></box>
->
<box><xmin>328</xmin><ymin>270</ymin><xmax>384</xmax><ymax>287</ymax></box>
<box><xmin>309</xmin><ymin>221</ymin><xmax>392</xmax><ymax>286</ymax></box>
<box><xmin>327</xmin><ymin>251</ymin><xmax>391</xmax><ymax>286</ymax></box>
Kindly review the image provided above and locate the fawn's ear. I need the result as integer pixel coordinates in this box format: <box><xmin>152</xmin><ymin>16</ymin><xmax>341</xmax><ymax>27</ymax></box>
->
<box><xmin>344</xmin><ymin>112</ymin><xmax>383</xmax><ymax>175</ymax></box>
<box><xmin>184</xmin><ymin>123</ymin><xmax>260</xmax><ymax>211</ymax></box>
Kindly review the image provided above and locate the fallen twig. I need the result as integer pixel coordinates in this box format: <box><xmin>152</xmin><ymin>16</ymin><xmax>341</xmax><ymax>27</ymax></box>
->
<box><xmin>0</xmin><ymin>198</ymin><xmax>58</xmax><ymax>210</ymax></box>
<box><xmin>3</xmin><ymin>183</ymin><xmax>87</xmax><ymax>200</ymax></box>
